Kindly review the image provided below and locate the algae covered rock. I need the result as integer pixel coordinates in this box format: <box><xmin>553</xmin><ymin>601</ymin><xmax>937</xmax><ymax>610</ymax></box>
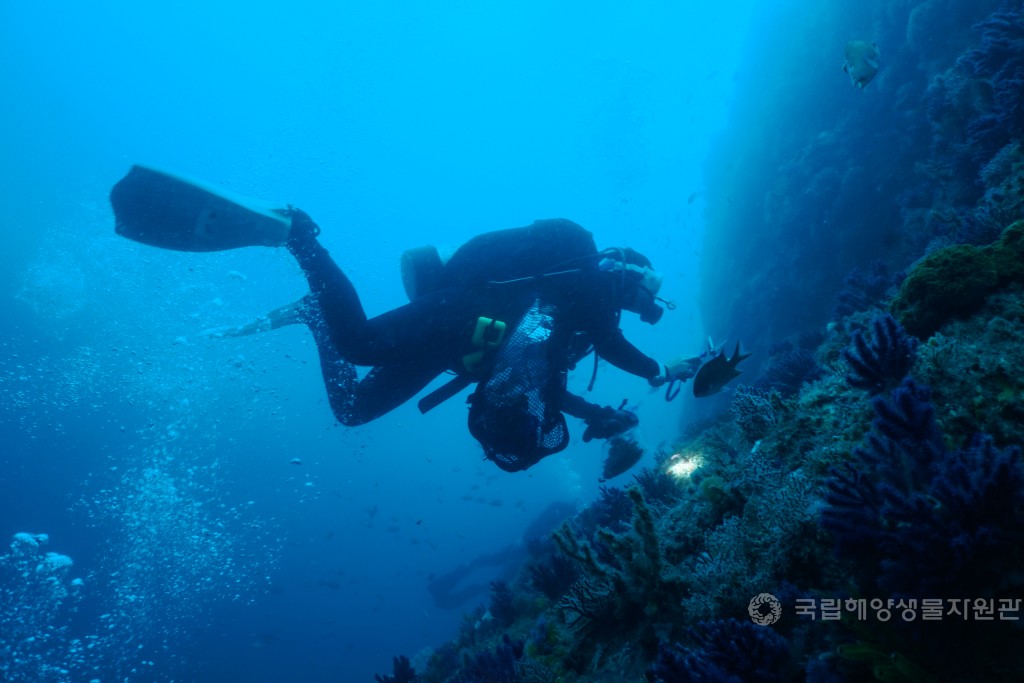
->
<box><xmin>892</xmin><ymin>220</ymin><xmax>1024</xmax><ymax>337</ymax></box>
<box><xmin>891</xmin><ymin>244</ymin><xmax>998</xmax><ymax>338</ymax></box>
<box><xmin>990</xmin><ymin>219</ymin><xmax>1024</xmax><ymax>283</ymax></box>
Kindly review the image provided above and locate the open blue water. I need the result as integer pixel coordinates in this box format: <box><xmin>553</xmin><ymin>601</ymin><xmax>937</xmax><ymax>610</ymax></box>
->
<box><xmin>0</xmin><ymin>1</ymin><xmax>755</xmax><ymax>680</ymax></box>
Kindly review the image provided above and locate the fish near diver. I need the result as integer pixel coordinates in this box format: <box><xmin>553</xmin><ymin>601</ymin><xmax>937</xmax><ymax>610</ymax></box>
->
<box><xmin>843</xmin><ymin>41</ymin><xmax>880</xmax><ymax>89</ymax></box>
<box><xmin>692</xmin><ymin>341</ymin><xmax>751</xmax><ymax>398</ymax></box>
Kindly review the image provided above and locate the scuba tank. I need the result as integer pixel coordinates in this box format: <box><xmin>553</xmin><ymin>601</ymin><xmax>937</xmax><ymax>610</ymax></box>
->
<box><xmin>400</xmin><ymin>244</ymin><xmax>453</xmax><ymax>300</ymax></box>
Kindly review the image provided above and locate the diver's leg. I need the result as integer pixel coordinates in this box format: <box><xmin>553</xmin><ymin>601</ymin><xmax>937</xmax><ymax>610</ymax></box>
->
<box><xmin>284</xmin><ymin>209</ymin><xmax>371</xmax><ymax>360</ymax></box>
<box><xmin>340</xmin><ymin>362</ymin><xmax>444</xmax><ymax>426</ymax></box>
<box><xmin>311</xmin><ymin>332</ymin><xmax>361</xmax><ymax>424</ymax></box>
<box><xmin>304</xmin><ymin>299</ymin><xmax>444</xmax><ymax>425</ymax></box>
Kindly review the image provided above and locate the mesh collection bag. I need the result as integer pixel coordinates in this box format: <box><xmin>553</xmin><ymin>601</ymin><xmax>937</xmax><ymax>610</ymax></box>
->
<box><xmin>468</xmin><ymin>299</ymin><xmax>569</xmax><ymax>471</ymax></box>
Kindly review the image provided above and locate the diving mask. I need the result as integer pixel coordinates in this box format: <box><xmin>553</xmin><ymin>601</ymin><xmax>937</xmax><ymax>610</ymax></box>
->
<box><xmin>598</xmin><ymin>257</ymin><xmax>666</xmax><ymax>324</ymax></box>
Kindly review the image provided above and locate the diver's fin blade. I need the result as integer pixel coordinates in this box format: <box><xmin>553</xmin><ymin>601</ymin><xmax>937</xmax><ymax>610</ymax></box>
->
<box><xmin>110</xmin><ymin>165</ymin><xmax>292</xmax><ymax>252</ymax></box>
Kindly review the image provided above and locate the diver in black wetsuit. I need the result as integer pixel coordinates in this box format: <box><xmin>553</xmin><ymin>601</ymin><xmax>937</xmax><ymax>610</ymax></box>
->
<box><xmin>269</xmin><ymin>209</ymin><xmax>699</xmax><ymax>471</ymax></box>
<box><xmin>108</xmin><ymin>165</ymin><xmax>719</xmax><ymax>471</ymax></box>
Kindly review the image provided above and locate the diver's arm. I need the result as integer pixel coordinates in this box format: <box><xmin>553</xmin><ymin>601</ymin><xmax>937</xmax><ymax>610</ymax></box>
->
<box><xmin>561</xmin><ymin>391</ymin><xmax>605</xmax><ymax>420</ymax></box>
<box><xmin>649</xmin><ymin>355</ymin><xmax>702</xmax><ymax>387</ymax></box>
<box><xmin>592</xmin><ymin>328</ymin><xmax>661</xmax><ymax>380</ymax></box>
<box><xmin>561</xmin><ymin>391</ymin><xmax>639</xmax><ymax>442</ymax></box>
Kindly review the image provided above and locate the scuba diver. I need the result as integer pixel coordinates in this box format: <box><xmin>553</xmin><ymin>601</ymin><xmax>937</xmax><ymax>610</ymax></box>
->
<box><xmin>110</xmin><ymin>165</ymin><xmax>708</xmax><ymax>472</ymax></box>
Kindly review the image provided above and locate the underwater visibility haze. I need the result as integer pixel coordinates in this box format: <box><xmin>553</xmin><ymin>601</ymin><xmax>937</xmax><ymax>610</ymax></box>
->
<box><xmin>3</xmin><ymin>0</ymin><xmax>1024</xmax><ymax>681</ymax></box>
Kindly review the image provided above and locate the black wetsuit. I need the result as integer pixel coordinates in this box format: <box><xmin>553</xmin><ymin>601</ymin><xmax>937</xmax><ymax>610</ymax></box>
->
<box><xmin>288</xmin><ymin>218</ymin><xmax>660</xmax><ymax>436</ymax></box>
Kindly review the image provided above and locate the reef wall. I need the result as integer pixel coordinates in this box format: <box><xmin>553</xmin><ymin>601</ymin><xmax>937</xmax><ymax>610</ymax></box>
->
<box><xmin>370</xmin><ymin>3</ymin><xmax>1024</xmax><ymax>680</ymax></box>
<box><xmin>699</xmin><ymin>0</ymin><xmax>1016</xmax><ymax>356</ymax></box>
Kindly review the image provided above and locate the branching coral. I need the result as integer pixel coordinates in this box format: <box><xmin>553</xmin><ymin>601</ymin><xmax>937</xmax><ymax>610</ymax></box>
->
<box><xmin>822</xmin><ymin>377</ymin><xmax>1024</xmax><ymax>597</ymax></box>
<box><xmin>954</xmin><ymin>198</ymin><xmax>1016</xmax><ymax>245</ymax></box>
<box><xmin>956</xmin><ymin>4</ymin><xmax>1024</xmax><ymax>165</ymax></box>
<box><xmin>553</xmin><ymin>487</ymin><xmax>682</xmax><ymax>639</ymax></box>
<box><xmin>488</xmin><ymin>580</ymin><xmax>517</xmax><ymax>628</ymax></box>
<box><xmin>527</xmin><ymin>549</ymin><xmax>578</xmax><ymax>602</ymax></box>
<box><xmin>730</xmin><ymin>385</ymin><xmax>785</xmax><ymax>443</ymax></box>
<box><xmin>632</xmin><ymin>466</ymin><xmax>683</xmax><ymax>510</ymax></box>
<box><xmin>682</xmin><ymin>463</ymin><xmax>823</xmax><ymax>623</ymax></box>
<box><xmin>758</xmin><ymin>333</ymin><xmax>825</xmax><ymax>396</ymax></box>
<box><xmin>831</xmin><ymin>260</ymin><xmax>895</xmax><ymax>322</ymax></box>
<box><xmin>557</xmin><ymin>576</ymin><xmax>616</xmax><ymax>635</ymax></box>
<box><xmin>843</xmin><ymin>313</ymin><xmax>919</xmax><ymax>394</ymax></box>
<box><xmin>582</xmin><ymin>485</ymin><xmax>633</xmax><ymax>534</ymax></box>
<box><xmin>374</xmin><ymin>655</ymin><xmax>418</xmax><ymax>683</ymax></box>
<box><xmin>452</xmin><ymin>634</ymin><xmax>524</xmax><ymax>683</ymax></box>
<box><xmin>644</xmin><ymin>620</ymin><xmax>791</xmax><ymax>683</ymax></box>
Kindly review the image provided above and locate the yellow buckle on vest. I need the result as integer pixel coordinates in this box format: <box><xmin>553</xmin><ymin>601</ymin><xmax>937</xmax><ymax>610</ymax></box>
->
<box><xmin>470</xmin><ymin>317</ymin><xmax>506</xmax><ymax>348</ymax></box>
<box><xmin>463</xmin><ymin>317</ymin><xmax>506</xmax><ymax>372</ymax></box>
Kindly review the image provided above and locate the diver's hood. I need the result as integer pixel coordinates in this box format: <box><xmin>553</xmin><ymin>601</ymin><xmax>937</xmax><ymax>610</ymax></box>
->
<box><xmin>598</xmin><ymin>257</ymin><xmax>665</xmax><ymax>324</ymax></box>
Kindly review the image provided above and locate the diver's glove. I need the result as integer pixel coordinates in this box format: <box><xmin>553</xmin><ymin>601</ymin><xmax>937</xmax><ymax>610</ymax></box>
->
<box><xmin>582</xmin><ymin>406</ymin><xmax>639</xmax><ymax>442</ymax></box>
<box><xmin>648</xmin><ymin>355</ymin><xmax>702</xmax><ymax>387</ymax></box>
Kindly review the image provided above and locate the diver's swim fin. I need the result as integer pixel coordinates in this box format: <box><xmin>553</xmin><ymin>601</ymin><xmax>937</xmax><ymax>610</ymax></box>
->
<box><xmin>200</xmin><ymin>295</ymin><xmax>313</xmax><ymax>339</ymax></box>
<box><xmin>110</xmin><ymin>165</ymin><xmax>292</xmax><ymax>252</ymax></box>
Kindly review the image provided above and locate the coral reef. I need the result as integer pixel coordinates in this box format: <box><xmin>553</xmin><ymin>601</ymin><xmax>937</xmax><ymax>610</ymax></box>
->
<box><xmin>757</xmin><ymin>335</ymin><xmax>824</xmax><ymax>397</ymax></box>
<box><xmin>914</xmin><ymin>287</ymin><xmax>1024</xmax><ymax>446</ymax></box>
<box><xmin>581</xmin><ymin>485</ymin><xmax>633</xmax><ymax>533</ymax></box>
<box><xmin>631</xmin><ymin>466</ymin><xmax>683</xmax><ymax>510</ymax></box>
<box><xmin>374</xmin><ymin>655</ymin><xmax>417</xmax><ymax>683</ymax></box>
<box><xmin>891</xmin><ymin>220</ymin><xmax>1024</xmax><ymax>337</ymax></box>
<box><xmin>955</xmin><ymin>4</ymin><xmax>1024</xmax><ymax>166</ymax></box>
<box><xmin>645</xmin><ymin>620</ymin><xmax>791</xmax><ymax>683</ymax></box>
<box><xmin>729</xmin><ymin>385</ymin><xmax>785</xmax><ymax>443</ymax></box>
<box><xmin>390</xmin><ymin>271</ymin><xmax>1024</xmax><ymax>680</ymax></box>
<box><xmin>552</xmin><ymin>487</ymin><xmax>683</xmax><ymax>644</ymax></box>
<box><xmin>488</xmin><ymin>580</ymin><xmax>518</xmax><ymax>628</ymax></box>
<box><xmin>842</xmin><ymin>312</ymin><xmax>919</xmax><ymax>394</ymax></box>
<box><xmin>820</xmin><ymin>374</ymin><xmax>1024</xmax><ymax>681</ymax></box>
<box><xmin>452</xmin><ymin>634</ymin><xmax>524</xmax><ymax>683</ymax></box>
<box><xmin>831</xmin><ymin>260</ymin><xmax>896</xmax><ymax>322</ymax></box>
<box><xmin>824</xmin><ymin>377</ymin><xmax>1024</xmax><ymax>597</ymax></box>
<box><xmin>373</xmin><ymin>2</ymin><xmax>1024</xmax><ymax>680</ymax></box>
<box><xmin>527</xmin><ymin>548</ymin><xmax>578</xmax><ymax>602</ymax></box>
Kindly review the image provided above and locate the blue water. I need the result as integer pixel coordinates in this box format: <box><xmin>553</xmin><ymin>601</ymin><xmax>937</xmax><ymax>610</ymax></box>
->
<box><xmin>0</xmin><ymin>1</ymin><xmax>756</xmax><ymax>680</ymax></box>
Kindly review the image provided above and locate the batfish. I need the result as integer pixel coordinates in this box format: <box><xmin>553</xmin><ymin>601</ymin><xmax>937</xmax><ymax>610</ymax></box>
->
<box><xmin>843</xmin><ymin>41</ymin><xmax>880</xmax><ymax>89</ymax></box>
<box><xmin>692</xmin><ymin>342</ymin><xmax>751</xmax><ymax>398</ymax></box>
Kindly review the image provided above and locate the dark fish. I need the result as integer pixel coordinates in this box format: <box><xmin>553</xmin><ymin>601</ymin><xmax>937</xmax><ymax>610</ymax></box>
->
<box><xmin>600</xmin><ymin>433</ymin><xmax>644</xmax><ymax>481</ymax></box>
<box><xmin>843</xmin><ymin>41</ymin><xmax>880</xmax><ymax>89</ymax></box>
<box><xmin>687</xmin><ymin>191</ymin><xmax>702</xmax><ymax>205</ymax></box>
<box><xmin>692</xmin><ymin>342</ymin><xmax>751</xmax><ymax>397</ymax></box>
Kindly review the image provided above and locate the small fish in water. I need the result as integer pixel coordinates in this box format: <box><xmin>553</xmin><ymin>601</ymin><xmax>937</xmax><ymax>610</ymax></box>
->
<box><xmin>843</xmin><ymin>40</ymin><xmax>880</xmax><ymax>89</ymax></box>
<box><xmin>692</xmin><ymin>341</ymin><xmax>751</xmax><ymax>398</ymax></box>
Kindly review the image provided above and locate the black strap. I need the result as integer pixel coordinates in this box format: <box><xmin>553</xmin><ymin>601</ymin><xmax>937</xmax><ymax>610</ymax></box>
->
<box><xmin>586</xmin><ymin>352</ymin><xmax>600</xmax><ymax>392</ymax></box>
<box><xmin>418</xmin><ymin>374</ymin><xmax>473</xmax><ymax>414</ymax></box>
<box><xmin>665</xmin><ymin>378</ymin><xmax>682</xmax><ymax>401</ymax></box>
